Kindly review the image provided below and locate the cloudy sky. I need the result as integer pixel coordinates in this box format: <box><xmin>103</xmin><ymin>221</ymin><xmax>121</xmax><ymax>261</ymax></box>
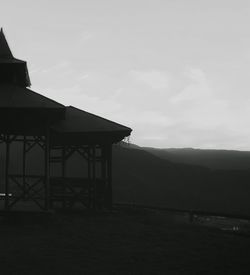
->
<box><xmin>1</xmin><ymin>0</ymin><xmax>250</xmax><ymax>149</ymax></box>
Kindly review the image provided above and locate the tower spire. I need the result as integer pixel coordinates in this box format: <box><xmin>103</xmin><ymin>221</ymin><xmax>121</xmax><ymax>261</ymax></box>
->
<box><xmin>0</xmin><ymin>28</ymin><xmax>13</xmax><ymax>58</ymax></box>
<box><xmin>0</xmin><ymin>29</ymin><xmax>31</xmax><ymax>87</ymax></box>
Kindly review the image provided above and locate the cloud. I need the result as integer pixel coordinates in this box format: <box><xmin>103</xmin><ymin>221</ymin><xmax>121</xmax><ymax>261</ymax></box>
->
<box><xmin>169</xmin><ymin>67</ymin><xmax>229</xmax><ymax>130</ymax></box>
<box><xmin>130</xmin><ymin>70</ymin><xmax>169</xmax><ymax>89</ymax></box>
<box><xmin>119</xmin><ymin>66</ymin><xmax>249</xmax><ymax>149</ymax></box>
<box><xmin>185</xmin><ymin>67</ymin><xmax>208</xmax><ymax>83</ymax></box>
<box><xmin>35</xmin><ymin>84</ymin><xmax>122</xmax><ymax>120</ymax></box>
<box><xmin>33</xmin><ymin>66</ymin><xmax>250</xmax><ymax>150</ymax></box>
<box><xmin>79</xmin><ymin>31</ymin><xmax>95</xmax><ymax>42</ymax></box>
<box><xmin>78</xmin><ymin>74</ymin><xmax>89</xmax><ymax>80</ymax></box>
<box><xmin>171</xmin><ymin>67</ymin><xmax>210</xmax><ymax>103</ymax></box>
<box><xmin>40</xmin><ymin>61</ymin><xmax>71</xmax><ymax>74</ymax></box>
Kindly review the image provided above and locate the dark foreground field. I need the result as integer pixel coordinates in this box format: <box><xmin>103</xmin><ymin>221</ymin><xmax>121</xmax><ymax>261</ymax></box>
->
<box><xmin>0</xmin><ymin>206</ymin><xmax>250</xmax><ymax>274</ymax></box>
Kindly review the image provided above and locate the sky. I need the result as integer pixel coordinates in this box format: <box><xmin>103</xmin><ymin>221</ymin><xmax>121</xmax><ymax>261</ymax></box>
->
<box><xmin>1</xmin><ymin>0</ymin><xmax>250</xmax><ymax>150</ymax></box>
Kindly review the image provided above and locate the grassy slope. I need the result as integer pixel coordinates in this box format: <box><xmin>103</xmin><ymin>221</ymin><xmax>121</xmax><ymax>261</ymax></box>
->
<box><xmin>0</xmin><ymin>207</ymin><xmax>250</xmax><ymax>274</ymax></box>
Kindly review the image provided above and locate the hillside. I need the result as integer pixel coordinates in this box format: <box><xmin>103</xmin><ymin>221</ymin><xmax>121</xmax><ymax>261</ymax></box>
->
<box><xmin>113</xmin><ymin>144</ymin><xmax>250</xmax><ymax>216</ymax></box>
<box><xmin>142</xmin><ymin>146</ymin><xmax>250</xmax><ymax>170</ymax></box>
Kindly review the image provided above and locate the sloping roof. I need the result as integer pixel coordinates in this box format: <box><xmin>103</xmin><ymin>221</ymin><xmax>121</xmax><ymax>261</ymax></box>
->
<box><xmin>0</xmin><ymin>84</ymin><xmax>65</xmax><ymax>109</ymax></box>
<box><xmin>52</xmin><ymin>106</ymin><xmax>132</xmax><ymax>135</ymax></box>
<box><xmin>0</xmin><ymin>57</ymin><xmax>26</xmax><ymax>64</ymax></box>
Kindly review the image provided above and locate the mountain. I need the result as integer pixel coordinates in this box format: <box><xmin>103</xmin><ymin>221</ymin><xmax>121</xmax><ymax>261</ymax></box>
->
<box><xmin>113</xmin><ymin>144</ymin><xmax>250</xmax><ymax>216</ymax></box>
<box><xmin>137</xmin><ymin>146</ymin><xmax>250</xmax><ymax>170</ymax></box>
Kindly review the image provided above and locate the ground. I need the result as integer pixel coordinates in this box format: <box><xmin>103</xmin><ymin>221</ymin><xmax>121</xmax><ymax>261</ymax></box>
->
<box><xmin>0</xmin><ymin>206</ymin><xmax>249</xmax><ymax>274</ymax></box>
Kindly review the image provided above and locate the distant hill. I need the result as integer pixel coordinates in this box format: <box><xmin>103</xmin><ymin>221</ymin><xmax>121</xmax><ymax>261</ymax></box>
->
<box><xmin>113</xmin><ymin>144</ymin><xmax>250</xmax><ymax>216</ymax></box>
<box><xmin>134</xmin><ymin>146</ymin><xmax>250</xmax><ymax>170</ymax></box>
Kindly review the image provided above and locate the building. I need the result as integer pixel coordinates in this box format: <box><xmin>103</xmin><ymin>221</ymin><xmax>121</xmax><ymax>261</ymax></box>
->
<box><xmin>0</xmin><ymin>29</ymin><xmax>132</xmax><ymax>211</ymax></box>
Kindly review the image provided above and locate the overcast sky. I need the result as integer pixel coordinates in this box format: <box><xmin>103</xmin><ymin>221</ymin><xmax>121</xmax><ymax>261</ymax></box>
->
<box><xmin>1</xmin><ymin>0</ymin><xmax>250</xmax><ymax>149</ymax></box>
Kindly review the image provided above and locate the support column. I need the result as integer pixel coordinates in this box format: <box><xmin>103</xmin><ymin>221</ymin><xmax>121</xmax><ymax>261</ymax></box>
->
<box><xmin>92</xmin><ymin>145</ymin><xmax>96</xmax><ymax>210</ymax></box>
<box><xmin>106</xmin><ymin>144</ymin><xmax>113</xmax><ymax>210</ymax></box>
<box><xmin>101</xmin><ymin>145</ymin><xmax>107</xmax><ymax>209</ymax></box>
<box><xmin>87</xmin><ymin>146</ymin><xmax>91</xmax><ymax>208</ymax></box>
<box><xmin>44</xmin><ymin>128</ymin><xmax>50</xmax><ymax>211</ymax></box>
<box><xmin>22</xmin><ymin>135</ymin><xmax>26</xmax><ymax>200</ymax></box>
<box><xmin>62</xmin><ymin>145</ymin><xmax>66</xmax><ymax>208</ymax></box>
<box><xmin>4</xmin><ymin>135</ymin><xmax>10</xmax><ymax>210</ymax></box>
<box><xmin>101</xmin><ymin>146</ymin><xmax>107</xmax><ymax>182</ymax></box>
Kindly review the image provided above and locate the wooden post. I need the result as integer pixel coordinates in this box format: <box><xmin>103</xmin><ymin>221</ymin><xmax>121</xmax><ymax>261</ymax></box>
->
<box><xmin>87</xmin><ymin>146</ymin><xmax>91</xmax><ymax>208</ymax></box>
<box><xmin>101</xmin><ymin>145</ymin><xmax>107</xmax><ymax>209</ymax></box>
<box><xmin>44</xmin><ymin>128</ymin><xmax>50</xmax><ymax>211</ymax></box>
<box><xmin>5</xmin><ymin>135</ymin><xmax>10</xmax><ymax>210</ymax></box>
<box><xmin>107</xmin><ymin>144</ymin><xmax>113</xmax><ymax>210</ymax></box>
<box><xmin>101</xmin><ymin>146</ymin><xmax>107</xmax><ymax>181</ymax></box>
<box><xmin>22</xmin><ymin>135</ymin><xmax>26</xmax><ymax>200</ymax></box>
<box><xmin>62</xmin><ymin>145</ymin><xmax>66</xmax><ymax>209</ymax></box>
<box><xmin>92</xmin><ymin>145</ymin><xmax>96</xmax><ymax>210</ymax></box>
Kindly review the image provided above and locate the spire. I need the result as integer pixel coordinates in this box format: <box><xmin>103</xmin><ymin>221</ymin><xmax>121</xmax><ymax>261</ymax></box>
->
<box><xmin>0</xmin><ymin>28</ymin><xmax>31</xmax><ymax>87</ymax></box>
<box><xmin>0</xmin><ymin>28</ymin><xmax>14</xmax><ymax>59</ymax></box>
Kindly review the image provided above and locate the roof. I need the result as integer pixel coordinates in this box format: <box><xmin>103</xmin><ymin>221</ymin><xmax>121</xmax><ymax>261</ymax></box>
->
<box><xmin>0</xmin><ymin>28</ymin><xmax>13</xmax><ymax>59</ymax></box>
<box><xmin>52</xmin><ymin>106</ymin><xmax>132</xmax><ymax>135</ymax></box>
<box><xmin>0</xmin><ymin>29</ymin><xmax>31</xmax><ymax>87</ymax></box>
<box><xmin>0</xmin><ymin>29</ymin><xmax>25</xmax><ymax>63</ymax></box>
<box><xmin>0</xmin><ymin>30</ymin><xmax>132</xmax><ymax>141</ymax></box>
<box><xmin>0</xmin><ymin>84</ymin><xmax>65</xmax><ymax>109</ymax></box>
<box><xmin>0</xmin><ymin>84</ymin><xmax>65</xmax><ymax>135</ymax></box>
<box><xmin>0</xmin><ymin>57</ymin><xmax>26</xmax><ymax>64</ymax></box>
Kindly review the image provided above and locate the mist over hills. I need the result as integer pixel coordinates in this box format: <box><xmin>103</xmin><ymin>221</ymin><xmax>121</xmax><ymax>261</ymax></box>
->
<box><xmin>144</xmin><ymin>147</ymin><xmax>250</xmax><ymax>170</ymax></box>
<box><xmin>113</xmin><ymin>143</ymin><xmax>250</xmax><ymax>216</ymax></box>
<box><xmin>121</xmin><ymin>142</ymin><xmax>250</xmax><ymax>170</ymax></box>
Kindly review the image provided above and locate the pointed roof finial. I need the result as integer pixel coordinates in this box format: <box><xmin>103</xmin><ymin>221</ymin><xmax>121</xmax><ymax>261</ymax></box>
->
<box><xmin>0</xmin><ymin>28</ymin><xmax>13</xmax><ymax>58</ymax></box>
